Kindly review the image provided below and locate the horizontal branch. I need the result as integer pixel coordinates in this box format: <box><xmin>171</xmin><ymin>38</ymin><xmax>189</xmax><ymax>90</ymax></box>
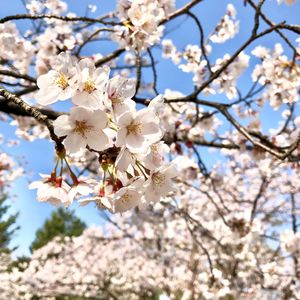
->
<box><xmin>0</xmin><ymin>70</ymin><xmax>36</xmax><ymax>83</ymax></box>
<box><xmin>0</xmin><ymin>87</ymin><xmax>62</xmax><ymax>146</ymax></box>
<box><xmin>0</xmin><ymin>13</ymin><xmax>119</xmax><ymax>26</ymax></box>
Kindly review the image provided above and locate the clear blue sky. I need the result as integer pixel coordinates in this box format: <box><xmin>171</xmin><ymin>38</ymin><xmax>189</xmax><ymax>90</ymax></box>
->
<box><xmin>1</xmin><ymin>0</ymin><xmax>299</xmax><ymax>257</ymax></box>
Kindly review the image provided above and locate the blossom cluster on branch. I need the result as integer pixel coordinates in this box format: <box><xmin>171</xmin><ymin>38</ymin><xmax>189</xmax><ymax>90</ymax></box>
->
<box><xmin>29</xmin><ymin>52</ymin><xmax>177</xmax><ymax>212</ymax></box>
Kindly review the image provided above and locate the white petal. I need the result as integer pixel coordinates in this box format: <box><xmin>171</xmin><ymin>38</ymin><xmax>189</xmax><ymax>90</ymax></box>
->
<box><xmin>72</xmin><ymin>91</ymin><xmax>103</xmax><ymax>110</ymax></box>
<box><xmin>126</xmin><ymin>134</ymin><xmax>146</xmax><ymax>153</ymax></box>
<box><xmin>64</xmin><ymin>132</ymin><xmax>87</xmax><ymax>153</ymax></box>
<box><xmin>86</xmin><ymin>130</ymin><xmax>109</xmax><ymax>151</ymax></box>
<box><xmin>115</xmin><ymin>128</ymin><xmax>128</xmax><ymax>147</ymax></box>
<box><xmin>117</xmin><ymin>110</ymin><xmax>134</xmax><ymax>126</ymax></box>
<box><xmin>35</xmin><ymin>86</ymin><xmax>61</xmax><ymax>106</ymax></box>
<box><xmin>116</xmin><ymin>148</ymin><xmax>133</xmax><ymax>171</ymax></box>
<box><xmin>89</xmin><ymin>109</ymin><xmax>108</xmax><ymax>129</ymax></box>
<box><xmin>53</xmin><ymin>115</ymin><xmax>72</xmax><ymax>137</ymax></box>
<box><xmin>69</xmin><ymin>107</ymin><xmax>93</xmax><ymax>123</ymax></box>
<box><xmin>141</xmin><ymin>122</ymin><xmax>161</xmax><ymax>136</ymax></box>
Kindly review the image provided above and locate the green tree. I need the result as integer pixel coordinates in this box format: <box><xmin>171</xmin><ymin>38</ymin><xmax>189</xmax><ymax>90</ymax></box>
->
<box><xmin>0</xmin><ymin>191</ymin><xmax>19</xmax><ymax>253</ymax></box>
<box><xmin>30</xmin><ymin>208</ymin><xmax>86</xmax><ymax>252</ymax></box>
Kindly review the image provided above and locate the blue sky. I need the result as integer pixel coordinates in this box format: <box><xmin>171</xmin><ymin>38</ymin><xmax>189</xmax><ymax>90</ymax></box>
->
<box><xmin>1</xmin><ymin>0</ymin><xmax>300</xmax><ymax>257</ymax></box>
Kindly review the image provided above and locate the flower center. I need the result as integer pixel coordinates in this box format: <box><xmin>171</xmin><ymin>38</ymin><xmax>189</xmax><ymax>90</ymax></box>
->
<box><xmin>111</xmin><ymin>97</ymin><xmax>122</xmax><ymax>105</ymax></box>
<box><xmin>74</xmin><ymin>120</ymin><xmax>92</xmax><ymax>136</ymax></box>
<box><xmin>109</xmin><ymin>91</ymin><xmax>123</xmax><ymax>105</ymax></box>
<box><xmin>121</xmin><ymin>192</ymin><xmax>131</xmax><ymax>203</ymax></box>
<box><xmin>83</xmin><ymin>80</ymin><xmax>96</xmax><ymax>94</ymax></box>
<box><xmin>151</xmin><ymin>144</ymin><xmax>159</xmax><ymax>154</ymax></box>
<box><xmin>127</xmin><ymin>122</ymin><xmax>142</xmax><ymax>135</ymax></box>
<box><xmin>54</xmin><ymin>73</ymin><xmax>69</xmax><ymax>90</ymax></box>
<box><xmin>152</xmin><ymin>172</ymin><xmax>166</xmax><ymax>187</ymax></box>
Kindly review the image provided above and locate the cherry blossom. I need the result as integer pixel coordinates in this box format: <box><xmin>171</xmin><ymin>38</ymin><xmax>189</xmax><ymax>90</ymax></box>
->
<box><xmin>72</xmin><ymin>58</ymin><xmax>110</xmax><ymax>110</ymax></box>
<box><xmin>143</xmin><ymin>163</ymin><xmax>177</xmax><ymax>204</ymax></box>
<box><xmin>35</xmin><ymin>52</ymin><xmax>78</xmax><ymax>105</ymax></box>
<box><xmin>209</xmin><ymin>4</ymin><xmax>239</xmax><ymax>44</ymax></box>
<box><xmin>29</xmin><ymin>174</ymin><xmax>72</xmax><ymax>207</ymax></box>
<box><xmin>116</xmin><ymin>107</ymin><xmax>163</xmax><ymax>153</ymax></box>
<box><xmin>53</xmin><ymin>107</ymin><xmax>109</xmax><ymax>153</ymax></box>
<box><xmin>106</xmin><ymin>75</ymin><xmax>136</xmax><ymax>117</ymax></box>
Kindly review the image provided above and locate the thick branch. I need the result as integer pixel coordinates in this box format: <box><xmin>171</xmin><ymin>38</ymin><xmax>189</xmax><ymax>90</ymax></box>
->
<box><xmin>0</xmin><ymin>87</ymin><xmax>62</xmax><ymax>146</ymax></box>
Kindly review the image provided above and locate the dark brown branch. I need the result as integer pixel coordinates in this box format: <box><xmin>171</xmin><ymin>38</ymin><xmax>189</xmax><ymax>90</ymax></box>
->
<box><xmin>0</xmin><ymin>87</ymin><xmax>62</xmax><ymax>147</ymax></box>
<box><xmin>186</xmin><ymin>11</ymin><xmax>212</xmax><ymax>73</ymax></box>
<box><xmin>0</xmin><ymin>14</ymin><xmax>120</xmax><ymax>26</ymax></box>
<box><xmin>94</xmin><ymin>48</ymin><xmax>125</xmax><ymax>67</ymax></box>
<box><xmin>0</xmin><ymin>70</ymin><xmax>36</xmax><ymax>83</ymax></box>
<box><xmin>135</xmin><ymin>50</ymin><xmax>142</xmax><ymax>95</ymax></box>
<box><xmin>147</xmin><ymin>49</ymin><xmax>159</xmax><ymax>95</ymax></box>
<box><xmin>246</xmin><ymin>0</ymin><xmax>300</xmax><ymax>57</ymax></box>
<box><xmin>160</xmin><ymin>0</ymin><xmax>204</xmax><ymax>25</ymax></box>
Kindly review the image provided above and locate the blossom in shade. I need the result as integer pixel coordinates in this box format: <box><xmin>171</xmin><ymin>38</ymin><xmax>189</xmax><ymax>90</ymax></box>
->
<box><xmin>143</xmin><ymin>142</ymin><xmax>169</xmax><ymax>170</ymax></box>
<box><xmin>68</xmin><ymin>178</ymin><xmax>96</xmax><ymax>201</ymax></box>
<box><xmin>143</xmin><ymin>164</ymin><xmax>177</xmax><ymax>204</ymax></box>
<box><xmin>29</xmin><ymin>174</ymin><xmax>72</xmax><ymax>207</ymax></box>
<box><xmin>115</xmin><ymin>147</ymin><xmax>137</xmax><ymax>172</ymax></box>
<box><xmin>109</xmin><ymin>177</ymin><xmax>144</xmax><ymax>213</ymax></box>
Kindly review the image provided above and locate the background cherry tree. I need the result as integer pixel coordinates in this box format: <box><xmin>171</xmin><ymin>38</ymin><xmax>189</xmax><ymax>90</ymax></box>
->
<box><xmin>0</xmin><ymin>0</ymin><xmax>300</xmax><ymax>299</ymax></box>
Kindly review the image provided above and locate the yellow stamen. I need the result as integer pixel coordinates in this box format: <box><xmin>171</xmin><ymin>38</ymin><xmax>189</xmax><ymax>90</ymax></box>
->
<box><xmin>127</xmin><ymin>122</ymin><xmax>142</xmax><ymax>135</ymax></box>
<box><xmin>83</xmin><ymin>80</ymin><xmax>96</xmax><ymax>94</ymax></box>
<box><xmin>74</xmin><ymin>120</ymin><xmax>92</xmax><ymax>136</ymax></box>
<box><xmin>152</xmin><ymin>172</ymin><xmax>166</xmax><ymax>187</ymax></box>
<box><xmin>54</xmin><ymin>73</ymin><xmax>69</xmax><ymax>90</ymax></box>
<box><xmin>121</xmin><ymin>192</ymin><xmax>131</xmax><ymax>203</ymax></box>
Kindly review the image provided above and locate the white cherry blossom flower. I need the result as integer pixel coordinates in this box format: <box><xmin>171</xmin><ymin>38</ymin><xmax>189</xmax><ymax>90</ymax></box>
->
<box><xmin>29</xmin><ymin>174</ymin><xmax>72</xmax><ymax>207</ymax></box>
<box><xmin>143</xmin><ymin>164</ymin><xmax>177</xmax><ymax>204</ymax></box>
<box><xmin>106</xmin><ymin>75</ymin><xmax>136</xmax><ymax>117</ymax></box>
<box><xmin>109</xmin><ymin>177</ymin><xmax>144</xmax><ymax>213</ymax></box>
<box><xmin>116</xmin><ymin>107</ymin><xmax>163</xmax><ymax>153</ymax></box>
<box><xmin>72</xmin><ymin>58</ymin><xmax>110</xmax><ymax>110</ymax></box>
<box><xmin>143</xmin><ymin>142</ymin><xmax>169</xmax><ymax>170</ymax></box>
<box><xmin>35</xmin><ymin>52</ymin><xmax>78</xmax><ymax>105</ymax></box>
<box><xmin>148</xmin><ymin>95</ymin><xmax>165</xmax><ymax>114</ymax></box>
<box><xmin>68</xmin><ymin>178</ymin><xmax>96</xmax><ymax>201</ymax></box>
<box><xmin>53</xmin><ymin>107</ymin><xmax>109</xmax><ymax>153</ymax></box>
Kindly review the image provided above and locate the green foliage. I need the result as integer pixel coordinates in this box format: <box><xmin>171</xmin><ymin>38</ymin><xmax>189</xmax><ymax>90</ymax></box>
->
<box><xmin>7</xmin><ymin>255</ymin><xmax>30</xmax><ymax>272</ymax></box>
<box><xmin>30</xmin><ymin>207</ymin><xmax>86</xmax><ymax>252</ymax></box>
<box><xmin>0</xmin><ymin>191</ymin><xmax>19</xmax><ymax>253</ymax></box>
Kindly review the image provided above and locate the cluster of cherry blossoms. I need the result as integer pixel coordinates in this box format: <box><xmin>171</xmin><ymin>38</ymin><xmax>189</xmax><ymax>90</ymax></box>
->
<box><xmin>26</xmin><ymin>0</ymin><xmax>68</xmax><ymax>14</ymax></box>
<box><xmin>252</xmin><ymin>43</ymin><xmax>300</xmax><ymax>109</ymax></box>
<box><xmin>0</xmin><ymin>152</ymin><xmax>23</xmax><ymax>189</ymax></box>
<box><xmin>112</xmin><ymin>0</ymin><xmax>175</xmax><ymax>50</ymax></box>
<box><xmin>4</xmin><ymin>150</ymin><xmax>300</xmax><ymax>300</ymax></box>
<box><xmin>0</xmin><ymin>22</ymin><xmax>34</xmax><ymax>74</ymax></box>
<box><xmin>30</xmin><ymin>52</ymin><xmax>177</xmax><ymax>212</ymax></box>
<box><xmin>209</xmin><ymin>4</ymin><xmax>239</xmax><ymax>44</ymax></box>
<box><xmin>0</xmin><ymin>133</ymin><xmax>23</xmax><ymax>189</ymax></box>
<box><xmin>162</xmin><ymin>37</ymin><xmax>249</xmax><ymax>98</ymax></box>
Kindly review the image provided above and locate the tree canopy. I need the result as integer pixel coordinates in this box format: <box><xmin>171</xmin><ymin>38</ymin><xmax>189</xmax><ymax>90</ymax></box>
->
<box><xmin>0</xmin><ymin>0</ymin><xmax>300</xmax><ymax>299</ymax></box>
<box><xmin>0</xmin><ymin>191</ymin><xmax>19</xmax><ymax>253</ymax></box>
<box><xmin>30</xmin><ymin>208</ymin><xmax>86</xmax><ymax>252</ymax></box>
